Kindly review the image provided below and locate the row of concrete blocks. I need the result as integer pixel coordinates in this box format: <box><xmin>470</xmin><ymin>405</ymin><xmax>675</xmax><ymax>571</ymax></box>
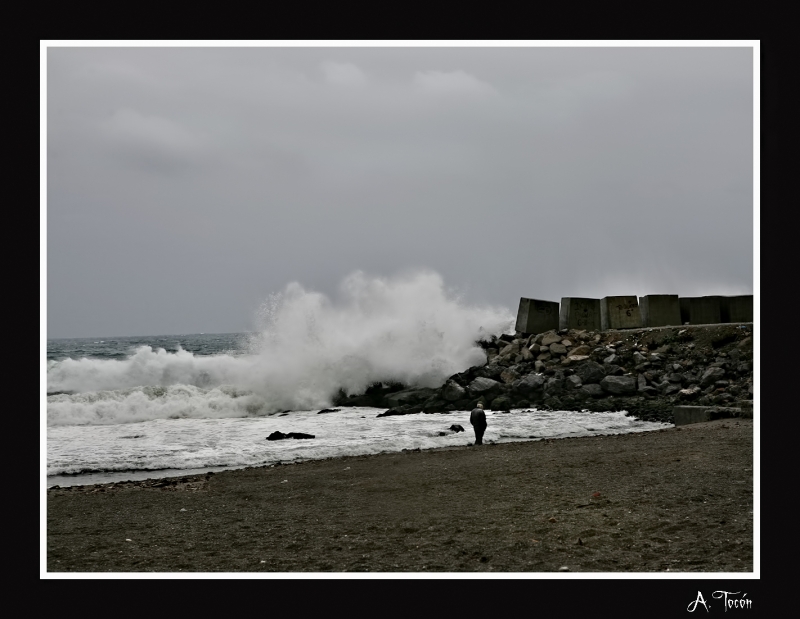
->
<box><xmin>515</xmin><ymin>294</ymin><xmax>753</xmax><ymax>334</ymax></box>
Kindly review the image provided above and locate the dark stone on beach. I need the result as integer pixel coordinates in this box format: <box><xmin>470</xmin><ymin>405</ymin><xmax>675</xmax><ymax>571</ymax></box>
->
<box><xmin>599</xmin><ymin>375</ymin><xmax>637</xmax><ymax>395</ymax></box>
<box><xmin>543</xmin><ymin>375</ymin><xmax>565</xmax><ymax>396</ymax></box>
<box><xmin>700</xmin><ymin>367</ymin><xmax>726</xmax><ymax>387</ymax></box>
<box><xmin>317</xmin><ymin>408</ymin><xmax>341</xmax><ymax>414</ymax></box>
<box><xmin>490</xmin><ymin>395</ymin><xmax>513</xmax><ymax>411</ymax></box>
<box><xmin>449</xmin><ymin>424</ymin><xmax>465</xmax><ymax>433</ymax></box>
<box><xmin>581</xmin><ymin>384</ymin><xmax>605</xmax><ymax>398</ymax></box>
<box><xmin>574</xmin><ymin>361</ymin><xmax>606</xmax><ymax>385</ymax></box>
<box><xmin>517</xmin><ymin>372</ymin><xmax>546</xmax><ymax>392</ymax></box>
<box><xmin>342</xmin><ymin>394</ymin><xmax>378</xmax><ymax>407</ymax></box>
<box><xmin>543</xmin><ymin>396</ymin><xmax>563</xmax><ymax>409</ymax></box>
<box><xmin>478</xmin><ymin>365</ymin><xmax>504</xmax><ymax>380</ymax></box>
<box><xmin>442</xmin><ymin>381</ymin><xmax>466</xmax><ymax>401</ymax></box>
<box><xmin>377</xmin><ymin>409</ymin><xmax>404</xmax><ymax>417</ymax></box>
<box><xmin>267</xmin><ymin>431</ymin><xmax>315</xmax><ymax>440</ymax></box>
<box><xmin>384</xmin><ymin>387</ymin><xmax>437</xmax><ymax>409</ymax></box>
<box><xmin>331</xmin><ymin>382</ymin><xmax>411</xmax><ymax>408</ymax></box>
<box><xmin>468</xmin><ymin>377</ymin><xmax>502</xmax><ymax>395</ymax></box>
<box><xmin>422</xmin><ymin>398</ymin><xmax>447</xmax><ymax>413</ymax></box>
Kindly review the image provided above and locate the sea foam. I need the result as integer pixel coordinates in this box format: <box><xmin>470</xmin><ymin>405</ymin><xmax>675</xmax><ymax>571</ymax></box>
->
<box><xmin>47</xmin><ymin>270</ymin><xmax>514</xmax><ymax>424</ymax></box>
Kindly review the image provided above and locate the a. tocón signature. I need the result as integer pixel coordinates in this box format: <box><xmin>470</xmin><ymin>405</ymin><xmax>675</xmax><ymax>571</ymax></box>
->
<box><xmin>688</xmin><ymin>591</ymin><xmax>752</xmax><ymax>612</ymax></box>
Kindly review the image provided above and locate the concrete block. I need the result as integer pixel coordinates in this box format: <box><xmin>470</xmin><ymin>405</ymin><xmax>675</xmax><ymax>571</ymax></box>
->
<box><xmin>559</xmin><ymin>297</ymin><xmax>601</xmax><ymax>331</ymax></box>
<box><xmin>673</xmin><ymin>405</ymin><xmax>742</xmax><ymax>426</ymax></box>
<box><xmin>679</xmin><ymin>298</ymin><xmax>691</xmax><ymax>324</ymax></box>
<box><xmin>600</xmin><ymin>296</ymin><xmax>642</xmax><ymax>330</ymax></box>
<box><xmin>639</xmin><ymin>294</ymin><xmax>681</xmax><ymax>327</ymax></box>
<box><xmin>719</xmin><ymin>295</ymin><xmax>753</xmax><ymax>323</ymax></box>
<box><xmin>680</xmin><ymin>296</ymin><xmax>722</xmax><ymax>325</ymax></box>
<box><xmin>737</xmin><ymin>400</ymin><xmax>753</xmax><ymax>418</ymax></box>
<box><xmin>515</xmin><ymin>297</ymin><xmax>559</xmax><ymax>335</ymax></box>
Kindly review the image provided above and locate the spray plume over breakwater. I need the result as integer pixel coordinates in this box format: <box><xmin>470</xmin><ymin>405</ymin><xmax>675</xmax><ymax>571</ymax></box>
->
<box><xmin>47</xmin><ymin>271</ymin><xmax>514</xmax><ymax>426</ymax></box>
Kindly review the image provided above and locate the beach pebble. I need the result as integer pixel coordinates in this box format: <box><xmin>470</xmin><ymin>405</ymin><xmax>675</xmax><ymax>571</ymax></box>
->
<box><xmin>125</xmin><ymin>539</ymin><xmax>132</xmax><ymax>542</ymax></box>
<box><xmin>559</xmin><ymin>566</ymin><xmax>570</xmax><ymax>571</ymax></box>
<box><xmin>180</xmin><ymin>508</ymin><xmax>187</xmax><ymax>512</ymax></box>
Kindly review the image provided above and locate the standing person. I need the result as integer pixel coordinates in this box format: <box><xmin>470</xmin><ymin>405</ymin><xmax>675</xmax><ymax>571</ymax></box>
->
<box><xmin>470</xmin><ymin>402</ymin><xmax>487</xmax><ymax>445</ymax></box>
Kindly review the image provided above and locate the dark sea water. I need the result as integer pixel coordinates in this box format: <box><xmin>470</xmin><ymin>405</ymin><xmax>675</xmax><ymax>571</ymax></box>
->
<box><xmin>47</xmin><ymin>333</ymin><xmax>248</xmax><ymax>364</ymax></box>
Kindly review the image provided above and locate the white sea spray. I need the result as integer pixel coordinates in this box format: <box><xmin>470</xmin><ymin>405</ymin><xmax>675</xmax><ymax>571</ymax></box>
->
<box><xmin>47</xmin><ymin>270</ymin><xmax>514</xmax><ymax>424</ymax></box>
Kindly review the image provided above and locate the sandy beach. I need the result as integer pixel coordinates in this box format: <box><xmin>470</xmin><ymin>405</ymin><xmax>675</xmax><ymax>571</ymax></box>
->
<box><xmin>46</xmin><ymin>417</ymin><xmax>753</xmax><ymax>573</ymax></box>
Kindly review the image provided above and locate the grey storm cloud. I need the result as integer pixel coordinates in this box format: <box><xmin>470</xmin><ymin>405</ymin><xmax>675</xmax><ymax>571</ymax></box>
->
<box><xmin>46</xmin><ymin>46</ymin><xmax>754</xmax><ymax>338</ymax></box>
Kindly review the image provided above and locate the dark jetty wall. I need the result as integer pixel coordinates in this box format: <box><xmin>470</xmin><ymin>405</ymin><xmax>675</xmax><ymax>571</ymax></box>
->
<box><xmin>333</xmin><ymin>323</ymin><xmax>754</xmax><ymax>424</ymax></box>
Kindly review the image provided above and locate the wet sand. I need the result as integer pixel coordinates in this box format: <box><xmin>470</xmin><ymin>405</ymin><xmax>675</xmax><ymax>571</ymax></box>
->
<box><xmin>46</xmin><ymin>418</ymin><xmax>754</xmax><ymax>573</ymax></box>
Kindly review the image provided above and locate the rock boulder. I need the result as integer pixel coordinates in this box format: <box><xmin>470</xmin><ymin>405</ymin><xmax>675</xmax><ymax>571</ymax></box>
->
<box><xmin>599</xmin><ymin>375</ymin><xmax>637</xmax><ymax>395</ymax></box>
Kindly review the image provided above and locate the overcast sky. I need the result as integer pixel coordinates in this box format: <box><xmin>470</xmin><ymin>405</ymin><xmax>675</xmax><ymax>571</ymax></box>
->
<box><xmin>45</xmin><ymin>45</ymin><xmax>754</xmax><ymax>339</ymax></box>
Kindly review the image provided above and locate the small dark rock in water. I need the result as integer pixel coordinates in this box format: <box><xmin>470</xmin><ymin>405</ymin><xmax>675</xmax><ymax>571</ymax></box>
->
<box><xmin>376</xmin><ymin>409</ymin><xmax>405</xmax><ymax>417</ymax></box>
<box><xmin>317</xmin><ymin>408</ymin><xmax>341</xmax><ymax>414</ymax></box>
<box><xmin>438</xmin><ymin>432</ymin><xmax>447</xmax><ymax>436</ymax></box>
<box><xmin>267</xmin><ymin>431</ymin><xmax>316</xmax><ymax>440</ymax></box>
<box><xmin>449</xmin><ymin>424</ymin><xmax>465</xmax><ymax>433</ymax></box>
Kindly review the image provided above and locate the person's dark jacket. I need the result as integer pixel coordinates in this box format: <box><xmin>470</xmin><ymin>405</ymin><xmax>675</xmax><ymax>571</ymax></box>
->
<box><xmin>470</xmin><ymin>407</ymin><xmax>486</xmax><ymax>427</ymax></box>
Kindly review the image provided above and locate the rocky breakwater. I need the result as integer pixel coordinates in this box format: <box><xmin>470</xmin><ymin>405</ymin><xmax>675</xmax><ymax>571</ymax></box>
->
<box><xmin>334</xmin><ymin>323</ymin><xmax>754</xmax><ymax>424</ymax></box>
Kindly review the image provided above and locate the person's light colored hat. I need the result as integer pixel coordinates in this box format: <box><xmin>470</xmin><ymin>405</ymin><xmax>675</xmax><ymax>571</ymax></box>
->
<box><xmin>477</xmin><ymin>403</ymin><xmax>484</xmax><ymax>408</ymax></box>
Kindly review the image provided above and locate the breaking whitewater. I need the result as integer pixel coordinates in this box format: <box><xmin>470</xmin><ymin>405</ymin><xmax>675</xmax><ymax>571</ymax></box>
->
<box><xmin>46</xmin><ymin>271</ymin><xmax>670</xmax><ymax>487</ymax></box>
